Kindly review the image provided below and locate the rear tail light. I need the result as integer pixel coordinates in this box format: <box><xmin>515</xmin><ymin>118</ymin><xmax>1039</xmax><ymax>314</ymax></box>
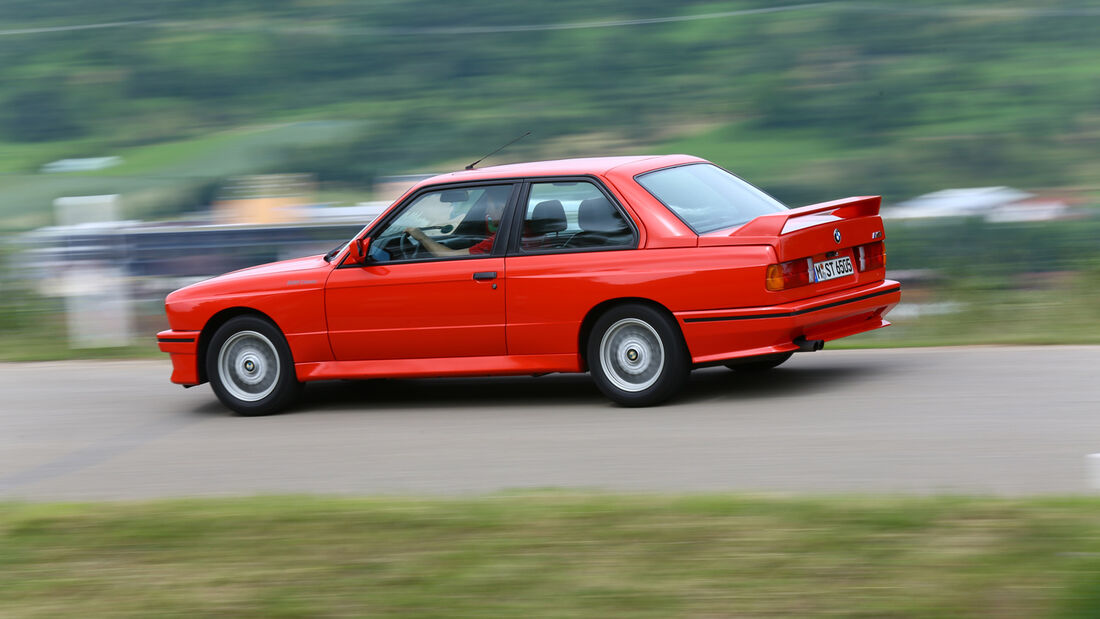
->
<box><xmin>765</xmin><ymin>258</ymin><xmax>813</xmax><ymax>291</ymax></box>
<box><xmin>856</xmin><ymin>241</ymin><xmax>886</xmax><ymax>272</ymax></box>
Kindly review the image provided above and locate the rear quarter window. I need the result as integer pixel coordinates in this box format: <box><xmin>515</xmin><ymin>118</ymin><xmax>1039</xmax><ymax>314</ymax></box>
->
<box><xmin>636</xmin><ymin>163</ymin><xmax>788</xmax><ymax>233</ymax></box>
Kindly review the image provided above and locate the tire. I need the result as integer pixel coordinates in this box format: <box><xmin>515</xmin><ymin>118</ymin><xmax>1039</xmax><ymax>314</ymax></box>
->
<box><xmin>586</xmin><ymin>304</ymin><xmax>689</xmax><ymax>406</ymax></box>
<box><xmin>724</xmin><ymin>352</ymin><xmax>793</xmax><ymax>372</ymax></box>
<box><xmin>206</xmin><ymin>315</ymin><xmax>301</xmax><ymax>416</ymax></box>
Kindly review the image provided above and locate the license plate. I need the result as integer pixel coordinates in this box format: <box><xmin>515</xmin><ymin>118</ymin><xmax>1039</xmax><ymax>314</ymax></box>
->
<box><xmin>813</xmin><ymin>256</ymin><xmax>853</xmax><ymax>282</ymax></box>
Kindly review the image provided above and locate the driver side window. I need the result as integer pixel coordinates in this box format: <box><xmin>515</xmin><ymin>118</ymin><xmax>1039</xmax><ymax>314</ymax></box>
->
<box><xmin>369</xmin><ymin>184</ymin><xmax>513</xmax><ymax>263</ymax></box>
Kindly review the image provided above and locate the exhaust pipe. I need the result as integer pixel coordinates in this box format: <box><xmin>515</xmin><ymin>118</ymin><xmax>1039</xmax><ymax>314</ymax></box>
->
<box><xmin>794</xmin><ymin>336</ymin><xmax>824</xmax><ymax>352</ymax></box>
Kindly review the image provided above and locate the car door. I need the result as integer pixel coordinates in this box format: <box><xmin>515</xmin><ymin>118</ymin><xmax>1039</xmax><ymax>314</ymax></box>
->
<box><xmin>325</xmin><ymin>183</ymin><xmax>518</xmax><ymax>361</ymax></box>
<box><xmin>503</xmin><ymin>179</ymin><xmax>640</xmax><ymax>356</ymax></box>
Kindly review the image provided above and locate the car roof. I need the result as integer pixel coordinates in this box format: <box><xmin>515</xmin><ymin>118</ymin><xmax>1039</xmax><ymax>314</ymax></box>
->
<box><xmin>413</xmin><ymin>154</ymin><xmax>702</xmax><ymax>187</ymax></box>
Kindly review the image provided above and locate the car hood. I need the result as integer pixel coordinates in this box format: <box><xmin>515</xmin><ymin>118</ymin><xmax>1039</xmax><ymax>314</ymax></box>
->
<box><xmin>216</xmin><ymin>254</ymin><xmax>330</xmax><ymax>281</ymax></box>
<box><xmin>168</xmin><ymin>254</ymin><xmax>331</xmax><ymax>303</ymax></box>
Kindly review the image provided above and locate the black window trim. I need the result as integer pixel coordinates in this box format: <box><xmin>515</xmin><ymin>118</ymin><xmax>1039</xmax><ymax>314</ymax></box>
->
<box><xmin>503</xmin><ymin>174</ymin><xmax>640</xmax><ymax>257</ymax></box>
<box><xmin>336</xmin><ymin>180</ymin><xmax>522</xmax><ymax>268</ymax></box>
<box><xmin>633</xmin><ymin>161</ymin><xmax>790</xmax><ymax>236</ymax></box>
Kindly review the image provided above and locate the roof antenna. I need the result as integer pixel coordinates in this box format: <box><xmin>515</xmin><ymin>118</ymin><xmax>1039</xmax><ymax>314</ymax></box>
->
<box><xmin>465</xmin><ymin>131</ymin><xmax>531</xmax><ymax>170</ymax></box>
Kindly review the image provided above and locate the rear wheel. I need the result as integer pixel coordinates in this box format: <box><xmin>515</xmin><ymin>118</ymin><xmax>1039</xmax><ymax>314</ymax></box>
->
<box><xmin>587</xmin><ymin>304</ymin><xmax>689</xmax><ymax>406</ymax></box>
<box><xmin>207</xmin><ymin>315</ymin><xmax>301</xmax><ymax>416</ymax></box>
<box><xmin>724</xmin><ymin>352</ymin><xmax>793</xmax><ymax>372</ymax></box>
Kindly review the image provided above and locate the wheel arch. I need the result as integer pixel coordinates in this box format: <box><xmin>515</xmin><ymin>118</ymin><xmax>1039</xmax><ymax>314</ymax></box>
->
<box><xmin>196</xmin><ymin>307</ymin><xmax>282</xmax><ymax>384</ymax></box>
<box><xmin>577</xmin><ymin>297</ymin><xmax>683</xmax><ymax>371</ymax></box>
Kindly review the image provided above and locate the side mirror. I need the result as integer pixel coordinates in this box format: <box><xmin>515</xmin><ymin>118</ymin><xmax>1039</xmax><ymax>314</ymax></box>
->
<box><xmin>346</xmin><ymin>238</ymin><xmax>369</xmax><ymax>265</ymax></box>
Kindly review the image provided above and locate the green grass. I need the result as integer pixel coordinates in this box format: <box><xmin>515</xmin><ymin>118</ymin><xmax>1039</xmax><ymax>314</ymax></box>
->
<box><xmin>0</xmin><ymin>121</ymin><xmax>365</xmax><ymax>226</ymax></box>
<box><xmin>0</xmin><ymin>335</ymin><xmax>159</xmax><ymax>362</ymax></box>
<box><xmin>837</xmin><ymin>278</ymin><xmax>1100</xmax><ymax>349</ymax></box>
<box><xmin>0</xmin><ymin>136</ymin><xmax>113</xmax><ymax>175</ymax></box>
<box><xmin>658</xmin><ymin>121</ymin><xmax>870</xmax><ymax>189</ymax></box>
<box><xmin>101</xmin><ymin>120</ymin><xmax>363</xmax><ymax>178</ymax></box>
<box><xmin>4</xmin><ymin>493</ymin><xmax>1100</xmax><ymax>617</ymax></box>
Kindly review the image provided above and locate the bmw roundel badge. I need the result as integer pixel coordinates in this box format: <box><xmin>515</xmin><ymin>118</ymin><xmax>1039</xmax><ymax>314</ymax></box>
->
<box><xmin>833</xmin><ymin>228</ymin><xmax>842</xmax><ymax>244</ymax></box>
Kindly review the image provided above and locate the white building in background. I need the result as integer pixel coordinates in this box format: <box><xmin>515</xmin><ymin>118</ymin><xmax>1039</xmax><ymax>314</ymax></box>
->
<box><xmin>884</xmin><ymin>186</ymin><xmax>1071</xmax><ymax>223</ymax></box>
<box><xmin>54</xmin><ymin>194</ymin><xmax>123</xmax><ymax>226</ymax></box>
<box><xmin>41</xmin><ymin>156</ymin><xmax>122</xmax><ymax>173</ymax></box>
<box><xmin>50</xmin><ymin>195</ymin><xmax>134</xmax><ymax>348</ymax></box>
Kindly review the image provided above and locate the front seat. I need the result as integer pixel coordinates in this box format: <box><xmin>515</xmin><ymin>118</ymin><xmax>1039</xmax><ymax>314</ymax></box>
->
<box><xmin>524</xmin><ymin>199</ymin><xmax>568</xmax><ymax>249</ymax></box>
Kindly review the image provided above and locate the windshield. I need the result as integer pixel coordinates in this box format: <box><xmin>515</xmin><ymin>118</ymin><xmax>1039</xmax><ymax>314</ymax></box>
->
<box><xmin>636</xmin><ymin>163</ymin><xmax>788</xmax><ymax>233</ymax></box>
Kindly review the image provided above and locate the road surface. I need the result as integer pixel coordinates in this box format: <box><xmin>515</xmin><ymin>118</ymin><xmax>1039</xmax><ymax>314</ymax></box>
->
<box><xmin>2</xmin><ymin>346</ymin><xmax>1098</xmax><ymax>500</ymax></box>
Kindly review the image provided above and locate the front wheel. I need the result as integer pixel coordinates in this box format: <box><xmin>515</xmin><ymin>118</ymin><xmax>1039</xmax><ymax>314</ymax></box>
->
<box><xmin>587</xmin><ymin>304</ymin><xmax>689</xmax><ymax>407</ymax></box>
<box><xmin>206</xmin><ymin>315</ymin><xmax>301</xmax><ymax>416</ymax></box>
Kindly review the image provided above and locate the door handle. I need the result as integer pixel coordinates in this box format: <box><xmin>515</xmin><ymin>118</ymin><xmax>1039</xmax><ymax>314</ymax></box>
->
<box><xmin>472</xmin><ymin>271</ymin><xmax>498</xmax><ymax>281</ymax></box>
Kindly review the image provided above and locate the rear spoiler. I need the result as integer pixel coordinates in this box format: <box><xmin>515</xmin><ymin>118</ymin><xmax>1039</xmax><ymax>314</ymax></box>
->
<box><xmin>728</xmin><ymin>196</ymin><xmax>881</xmax><ymax>241</ymax></box>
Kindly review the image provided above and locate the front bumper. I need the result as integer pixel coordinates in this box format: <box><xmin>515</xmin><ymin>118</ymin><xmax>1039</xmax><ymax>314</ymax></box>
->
<box><xmin>676</xmin><ymin>280</ymin><xmax>901</xmax><ymax>364</ymax></box>
<box><xmin>157</xmin><ymin>330</ymin><xmax>202</xmax><ymax>385</ymax></box>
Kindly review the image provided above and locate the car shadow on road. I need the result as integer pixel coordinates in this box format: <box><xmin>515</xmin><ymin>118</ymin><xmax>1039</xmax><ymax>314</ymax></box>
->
<box><xmin>277</xmin><ymin>360</ymin><xmax>884</xmax><ymax>414</ymax></box>
<box><xmin>678</xmin><ymin>364</ymin><xmax>879</xmax><ymax>405</ymax></box>
<box><xmin>189</xmin><ymin>397</ymin><xmax>237</xmax><ymax>417</ymax></box>
<box><xmin>300</xmin><ymin>374</ymin><xmax>604</xmax><ymax>412</ymax></box>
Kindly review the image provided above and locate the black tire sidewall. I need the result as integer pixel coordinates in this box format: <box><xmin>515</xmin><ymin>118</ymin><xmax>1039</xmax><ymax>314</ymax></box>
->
<box><xmin>587</xmin><ymin>304</ymin><xmax>689</xmax><ymax>407</ymax></box>
<box><xmin>206</xmin><ymin>315</ymin><xmax>300</xmax><ymax>416</ymax></box>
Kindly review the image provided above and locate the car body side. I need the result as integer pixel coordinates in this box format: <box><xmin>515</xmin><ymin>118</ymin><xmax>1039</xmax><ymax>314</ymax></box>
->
<box><xmin>158</xmin><ymin>154</ymin><xmax>900</xmax><ymax>385</ymax></box>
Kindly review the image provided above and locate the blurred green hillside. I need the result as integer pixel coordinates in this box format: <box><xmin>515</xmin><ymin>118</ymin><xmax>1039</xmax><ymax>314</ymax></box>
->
<box><xmin>2</xmin><ymin>0</ymin><xmax>1099</xmax><ymax>227</ymax></box>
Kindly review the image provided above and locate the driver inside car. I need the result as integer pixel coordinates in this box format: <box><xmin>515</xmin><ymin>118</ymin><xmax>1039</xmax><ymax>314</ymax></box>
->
<box><xmin>405</xmin><ymin>190</ymin><xmax>507</xmax><ymax>257</ymax></box>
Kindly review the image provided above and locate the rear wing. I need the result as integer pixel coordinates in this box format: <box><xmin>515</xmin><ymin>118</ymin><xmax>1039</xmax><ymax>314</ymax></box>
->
<box><xmin>697</xmin><ymin>196</ymin><xmax>883</xmax><ymax>252</ymax></box>
<box><xmin>733</xmin><ymin>196</ymin><xmax>881</xmax><ymax>238</ymax></box>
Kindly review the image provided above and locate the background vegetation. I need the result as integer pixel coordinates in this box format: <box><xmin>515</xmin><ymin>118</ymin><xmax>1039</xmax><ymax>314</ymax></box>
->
<box><xmin>2</xmin><ymin>0</ymin><xmax>1099</xmax><ymax>216</ymax></box>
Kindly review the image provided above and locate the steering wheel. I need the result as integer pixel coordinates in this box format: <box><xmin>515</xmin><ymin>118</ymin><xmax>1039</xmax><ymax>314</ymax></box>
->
<box><xmin>398</xmin><ymin>230</ymin><xmax>421</xmax><ymax>258</ymax></box>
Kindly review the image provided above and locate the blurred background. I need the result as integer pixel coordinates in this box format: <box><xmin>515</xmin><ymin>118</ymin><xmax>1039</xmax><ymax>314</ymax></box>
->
<box><xmin>1</xmin><ymin>0</ymin><xmax>1098</xmax><ymax>358</ymax></box>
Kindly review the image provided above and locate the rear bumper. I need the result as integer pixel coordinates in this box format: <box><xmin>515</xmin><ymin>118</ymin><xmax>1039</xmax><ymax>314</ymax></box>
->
<box><xmin>157</xmin><ymin>329</ymin><xmax>202</xmax><ymax>385</ymax></box>
<box><xmin>676</xmin><ymin>280</ymin><xmax>901</xmax><ymax>364</ymax></box>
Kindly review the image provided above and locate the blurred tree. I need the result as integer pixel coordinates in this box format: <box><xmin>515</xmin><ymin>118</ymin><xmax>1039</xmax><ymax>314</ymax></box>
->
<box><xmin>1</xmin><ymin>88</ymin><xmax>84</xmax><ymax>142</ymax></box>
<box><xmin>0</xmin><ymin>0</ymin><xmax>1098</xmax><ymax>205</ymax></box>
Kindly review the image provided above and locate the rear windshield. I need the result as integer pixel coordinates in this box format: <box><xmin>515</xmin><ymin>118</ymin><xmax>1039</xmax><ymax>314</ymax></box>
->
<box><xmin>636</xmin><ymin>163</ymin><xmax>788</xmax><ymax>233</ymax></box>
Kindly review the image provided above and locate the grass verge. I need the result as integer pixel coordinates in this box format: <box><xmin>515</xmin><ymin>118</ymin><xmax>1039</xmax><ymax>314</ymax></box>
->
<box><xmin>3</xmin><ymin>494</ymin><xmax>1100</xmax><ymax>617</ymax></box>
<box><xmin>0</xmin><ymin>120</ymin><xmax>366</xmax><ymax>225</ymax></box>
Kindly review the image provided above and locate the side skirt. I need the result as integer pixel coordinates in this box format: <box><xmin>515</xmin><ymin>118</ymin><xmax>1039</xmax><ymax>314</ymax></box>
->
<box><xmin>295</xmin><ymin>353</ymin><xmax>584</xmax><ymax>382</ymax></box>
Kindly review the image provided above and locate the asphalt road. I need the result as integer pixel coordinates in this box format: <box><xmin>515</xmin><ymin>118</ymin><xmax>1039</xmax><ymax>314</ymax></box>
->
<box><xmin>2</xmin><ymin>346</ymin><xmax>1099</xmax><ymax>501</ymax></box>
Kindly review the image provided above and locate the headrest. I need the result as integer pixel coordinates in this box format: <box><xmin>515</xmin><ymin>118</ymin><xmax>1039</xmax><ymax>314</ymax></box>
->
<box><xmin>578</xmin><ymin>197</ymin><xmax>627</xmax><ymax>233</ymax></box>
<box><xmin>529</xmin><ymin>200</ymin><xmax>567</xmax><ymax>234</ymax></box>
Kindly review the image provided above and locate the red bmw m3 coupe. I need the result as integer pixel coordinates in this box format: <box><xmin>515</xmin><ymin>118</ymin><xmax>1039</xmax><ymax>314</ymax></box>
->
<box><xmin>159</xmin><ymin>155</ymin><xmax>900</xmax><ymax>414</ymax></box>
